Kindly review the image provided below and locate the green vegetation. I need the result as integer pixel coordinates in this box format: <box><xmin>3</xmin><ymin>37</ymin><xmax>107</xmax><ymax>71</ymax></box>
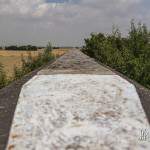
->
<box><xmin>13</xmin><ymin>42</ymin><xmax>54</xmax><ymax>80</ymax></box>
<box><xmin>0</xmin><ymin>42</ymin><xmax>54</xmax><ymax>89</ymax></box>
<box><xmin>0</xmin><ymin>63</ymin><xmax>7</xmax><ymax>89</ymax></box>
<box><xmin>5</xmin><ymin>45</ymin><xmax>38</xmax><ymax>51</ymax></box>
<box><xmin>82</xmin><ymin>20</ymin><xmax>150</xmax><ymax>89</ymax></box>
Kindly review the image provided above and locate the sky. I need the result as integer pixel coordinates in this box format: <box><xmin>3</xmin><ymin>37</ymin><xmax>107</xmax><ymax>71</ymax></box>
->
<box><xmin>0</xmin><ymin>0</ymin><xmax>149</xmax><ymax>46</ymax></box>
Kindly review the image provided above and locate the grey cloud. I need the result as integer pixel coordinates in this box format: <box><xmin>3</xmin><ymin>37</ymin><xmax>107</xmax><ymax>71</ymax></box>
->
<box><xmin>0</xmin><ymin>0</ymin><xmax>149</xmax><ymax>46</ymax></box>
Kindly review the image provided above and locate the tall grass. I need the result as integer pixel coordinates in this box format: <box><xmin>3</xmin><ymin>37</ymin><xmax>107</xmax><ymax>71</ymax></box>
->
<box><xmin>0</xmin><ymin>63</ymin><xmax>7</xmax><ymax>89</ymax></box>
<box><xmin>0</xmin><ymin>42</ymin><xmax>54</xmax><ymax>89</ymax></box>
<box><xmin>13</xmin><ymin>42</ymin><xmax>54</xmax><ymax>80</ymax></box>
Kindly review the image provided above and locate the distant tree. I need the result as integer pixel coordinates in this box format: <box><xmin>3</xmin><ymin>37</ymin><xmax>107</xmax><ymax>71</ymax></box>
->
<box><xmin>5</xmin><ymin>45</ymin><xmax>38</xmax><ymax>51</ymax></box>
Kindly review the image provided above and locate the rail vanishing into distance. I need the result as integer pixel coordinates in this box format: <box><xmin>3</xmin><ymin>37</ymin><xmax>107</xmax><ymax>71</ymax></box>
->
<box><xmin>1</xmin><ymin>50</ymin><xmax>150</xmax><ymax>150</ymax></box>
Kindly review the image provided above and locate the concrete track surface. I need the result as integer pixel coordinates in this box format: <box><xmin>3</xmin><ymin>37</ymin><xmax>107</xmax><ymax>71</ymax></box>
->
<box><xmin>1</xmin><ymin>49</ymin><xmax>149</xmax><ymax>150</ymax></box>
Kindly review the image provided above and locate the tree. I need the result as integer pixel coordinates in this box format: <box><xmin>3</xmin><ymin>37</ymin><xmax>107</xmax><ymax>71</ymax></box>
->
<box><xmin>82</xmin><ymin>20</ymin><xmax>150</xmax><ymax>89</ymax></box>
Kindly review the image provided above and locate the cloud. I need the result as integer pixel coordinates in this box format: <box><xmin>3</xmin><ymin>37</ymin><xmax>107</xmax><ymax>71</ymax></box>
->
<box><xmin>0</xmin><ymin>0</ymin><xmax>149</xmax><ymax>46</ymax></box>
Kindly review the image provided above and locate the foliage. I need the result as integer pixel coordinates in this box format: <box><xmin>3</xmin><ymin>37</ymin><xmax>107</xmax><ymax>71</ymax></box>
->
<box><xmin>46</xmin><ymin>42</ymin><xmax>53</xmax><ymax>52</ymax></box>
<box><xmin>13</xmin><ymin>42</ymin><xmax>54</xmax><ymax>80</ymax></box>
<box><xmin>82</xmin><ymin>20</ymin><xmax>150</xmax><ymax>88</ymax></box>
<box><xmin>42</xmin><ymin>42</ymin><xmax>53</xmax><ymax>62</ymax></box>
<box><xmin>5</xmin><ymin>45</ymin><xmax>38</xmax><ymax>51</ymax></box>
<box><xmin>0</xmin><ymin>42</ymin><xmax>54</xmax><ymax>89</ymax></box>
<box><xmin>0</xmin><ymin>63</ymin><xmax>7</xmax><ymax>89</ymax></box>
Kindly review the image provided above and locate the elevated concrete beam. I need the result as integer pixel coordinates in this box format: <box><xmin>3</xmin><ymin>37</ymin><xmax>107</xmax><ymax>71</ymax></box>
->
<box><xmin>38</xmin><ymin>50</ymin><xmax>114</xmax><ymax>75</ymax></box>
<box><xmin>6</xmin><ymin>50</ymin><xmax>150</xmax><ymax>150</ymax></box>
<box><xmin>7</xmin><ymin>75</ymin><xmax>149</xmax><ymax>150</ymax></box>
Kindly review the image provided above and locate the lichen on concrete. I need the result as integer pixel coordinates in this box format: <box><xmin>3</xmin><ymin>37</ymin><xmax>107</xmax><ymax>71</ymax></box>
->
<box><xmin>7</xmin><ymin>74</ymin><xmax>150</xmax><ymax>150</ymax></box>
<box><xmin>38</xmin><ymin>50</ymin><xmax>114</xmax><ymax>75</ymax></box>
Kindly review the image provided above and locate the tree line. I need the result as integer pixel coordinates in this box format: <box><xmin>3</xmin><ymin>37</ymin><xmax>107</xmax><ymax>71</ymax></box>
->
<box><xmin>82</xmin><ymin>20</ymin><xmax>150</xmax><ymax>89</ymax></box>
<box><xmin>0</xmin><ymin>45</ymin><xmax>77</xmax><ymax>51</ymax></box>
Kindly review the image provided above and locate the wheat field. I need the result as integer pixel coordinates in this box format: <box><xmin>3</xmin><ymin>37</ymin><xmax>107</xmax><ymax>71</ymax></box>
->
<box><xmin>0</xmin><ymin>49</ymin><xmax>68</xmax><ymax>77</ymax></box>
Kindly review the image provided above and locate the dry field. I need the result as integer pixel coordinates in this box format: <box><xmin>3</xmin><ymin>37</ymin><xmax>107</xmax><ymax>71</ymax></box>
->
<box><xmin>0</xmin><ymin>49</ymin><xmax>68</xmax><ymax>77</ymax></box>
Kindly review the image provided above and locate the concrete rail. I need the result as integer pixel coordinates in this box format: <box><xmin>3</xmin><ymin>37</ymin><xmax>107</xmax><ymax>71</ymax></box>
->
<box><xmin>6</xmin><ymin>50</ymin><xmax>150</xmax><ymax>150</ymax></box>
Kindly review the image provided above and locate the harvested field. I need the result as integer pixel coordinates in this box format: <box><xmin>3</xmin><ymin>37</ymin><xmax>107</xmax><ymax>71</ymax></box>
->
<box><xmin>0</xmin><ymin>49</ymin><xmax>68</xmax><ymax>76</ymax></box>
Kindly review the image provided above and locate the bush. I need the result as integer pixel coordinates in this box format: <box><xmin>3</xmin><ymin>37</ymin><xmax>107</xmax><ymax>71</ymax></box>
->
<box><xmin>82</xmin><ymin>20</ymin><xmax>150</xmax><ymax>89</ymax></box>
<box><xmin>13</xmin><ymin>65</ymin><xmax>25</xmax><ymax>80</ymax></box>
<box><xmin>42</xmin><ymin>42</ymin><xmax>53</xmax><ymax>62</ymax></box>
<box><xmin>0</xmin><ymin>63</ymin><xmax>7</xmax><ymax>89</ymax></box>
<box><xmin>13</xmin><ymin>42</ymin><xmax>54</xmax><ymax>80</ymax></box>
<box><xmin>0</xmin><ymin>42</ymin><xmax>55</xmax><ymax>89</ymax></box>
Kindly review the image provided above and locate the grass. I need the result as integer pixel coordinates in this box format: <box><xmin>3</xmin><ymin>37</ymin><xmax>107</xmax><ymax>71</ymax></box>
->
<box><xmin>0</xmin><ymin>56</ymin><xmax>22</xmax><ymax>77</ymax></box>
<box><xmin>0</xmin><ymin>49</ymin><xmax>68</xmax><ymax>77</ymax></box>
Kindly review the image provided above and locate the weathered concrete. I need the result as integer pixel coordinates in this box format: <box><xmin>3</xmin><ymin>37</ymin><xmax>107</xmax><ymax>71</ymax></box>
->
<box><xmin>38</xmin><ymin>49</ymin><xmax>114</xmax><ymax>75</ymax></box>
<box><xmin>6</xmin><ymin>50</ymin><xmax>150</xmax><ymax>150</ymax></box>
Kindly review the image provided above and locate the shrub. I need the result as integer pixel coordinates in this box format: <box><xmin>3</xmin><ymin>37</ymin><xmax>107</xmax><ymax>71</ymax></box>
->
<box><xmin>42</xmin><ymin>42</ymin><xmax>53</xmax><ymax>63</ymax></box>
<box><xmin>13</xmin><ymin>42</ymin><xmax>54</xmax><ymax>80</ymax></box>
<box><xmin>0</xmin><ymin>63</ymin><xmax>7</xmax><ymax>88</ymax></box>
<box><xmin>13</xmin><ymin>65</ymin><xmax>25</xmax><ymax>80</ymax></box>
<box><xmin>82</xmin><ymin>21</ymin><xmax>150</xmax><ymax>89</ymax></box>
<box><xmin>0</xmin><ymin>42</ymin><xmax>55</xmax><ymax>89</ymax></box>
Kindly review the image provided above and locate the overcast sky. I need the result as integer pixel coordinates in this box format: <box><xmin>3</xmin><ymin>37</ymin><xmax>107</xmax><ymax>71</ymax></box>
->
<box><xmin>0</xmin><ymin>0</ymin><xmax>149</xmax><ymax>46</ymax></box>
